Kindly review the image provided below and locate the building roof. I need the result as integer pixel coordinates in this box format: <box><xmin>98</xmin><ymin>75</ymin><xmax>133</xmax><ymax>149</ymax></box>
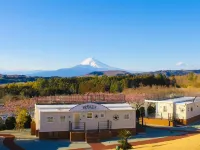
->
<box><xmin>145</xmin><ymin>97</ymin><xmax>196</xmax><ymax>104</ymax></box>
<box><xmin>36</xmin><ymin>103</ymin><xmax>134</xmax><ymax>112</ymax></box>
<box><xmin>176</xmin><ymin>97</ymin><xmax>200</xmax><ymax>105</ymax></box>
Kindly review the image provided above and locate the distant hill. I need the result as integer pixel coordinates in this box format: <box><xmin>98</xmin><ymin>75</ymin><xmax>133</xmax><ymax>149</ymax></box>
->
<box><xmin>1</xmin><ymin>57</ymin><xmax>200</xmax><ymax>80</ymax></box>
<box><xmin>0</xmin><ymin>74</ymin><xmax>50</xmax><ymax>85</ymax></box>
<box><xmin>85</xmin><ymin>70</ymin><xmax>132</xmax><ymax>76</ymax></box>
<box><xmin>1</xmin><ymin>58</ymin><xmax>138</xmax><ymax>77</ymax></box>
<box><xmin>139</xmin><ymin>70</ymin><xmax>200</xmax><ymax>77</ymax></box>
<box><xmin>1</xmin><ymin>69</ymin><xmax>200</xmax><ymax>85</ymax></box>
<box><xmin>29</xmin><ymin>58</ymin><xmax>125</xmax><ymax>77</ymax></box>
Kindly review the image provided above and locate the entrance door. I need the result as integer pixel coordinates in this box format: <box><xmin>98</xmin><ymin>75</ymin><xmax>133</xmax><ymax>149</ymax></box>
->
<box><xmin>74</xmin><ymin>113</ymin><xmax>80</xmax><ymax>129</ymax></box>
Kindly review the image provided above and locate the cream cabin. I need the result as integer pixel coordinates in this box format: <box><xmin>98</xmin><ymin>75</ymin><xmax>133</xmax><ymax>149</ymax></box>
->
<box><xmin>34</xmin><ymin>102</ymin><xmax>136</xmax><ymax>142</ymax></box>
<box><xmin>143</xmin><ymin>97</ymin><xmax>200</xmax><ymax>126</ymax></box>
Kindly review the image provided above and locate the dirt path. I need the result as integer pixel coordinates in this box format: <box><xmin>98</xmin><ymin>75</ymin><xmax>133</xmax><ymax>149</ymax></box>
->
<box><xmin>0</xmin><ymin>134</ymin><xmax>24</xmax><ymax>150</ymax></box>
<box><xmin>72</xmin><ymin>131</ymin><xmax>199</xmax><ymax>150</ymax></box>
<box><xmin>1</xmin><ymin>131</ymin><xmax>199</xmax><ymax>150</ymax></box>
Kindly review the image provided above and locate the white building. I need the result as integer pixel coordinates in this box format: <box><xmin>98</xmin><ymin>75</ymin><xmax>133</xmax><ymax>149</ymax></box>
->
<box><xmin>143</xmin><ymin>97</ymin><xmax>200</xmax><ymax>126</ymax></box>
<box><xmin>33</xmin><ymin>102</ymin><xmax>136</xmax><ymax>141</ymax></box>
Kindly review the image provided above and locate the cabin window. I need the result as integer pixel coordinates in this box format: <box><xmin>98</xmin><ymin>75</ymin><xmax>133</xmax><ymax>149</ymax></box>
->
<box><xmin>100</xmin><ymin>113</ymin><xmax>105</xmax><ymax>118</ymax></box>
<box><xmin>113</xmin><ymin>114</ymin><xmax>119</xmax><ymax>121</ymax></box>
<box><xmin>191</xmin><ymin>107</ymin><xmax>193</xmax><ymax>111</ymax></box>
<box><xmin>47</xmin><ymin>117</ymin><xmax>53</xmax><ymax>122</ymax></box>
<box><xmin>124</xmin><ymin>114</ymin><xmax>130</xmax><ymax>119</ymax></box>
<box><xmin>87</xmin><ymin>112</ymin><xmax>93</xmax><ymax>119</ymax></box>
<box><xmin>163</xmin><ymin>106</ymin><xmax>167</xmax><ymax>112</ymax></box>
<box><xmin>95</xmin><ymin>114</ymin><xmax>98</xmax><ymax>119</ymax></box>
<box><xmin>60</xmin><ymin>116</ymin><xmax>65</xmax><ymax>122</ymax></box>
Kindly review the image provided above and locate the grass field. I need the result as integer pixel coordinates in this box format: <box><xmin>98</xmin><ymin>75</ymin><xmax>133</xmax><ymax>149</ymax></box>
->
<box><xmin>133</xmin><ymin>133</ymin><xmax>200</xmax><ymax>150</ymax></box>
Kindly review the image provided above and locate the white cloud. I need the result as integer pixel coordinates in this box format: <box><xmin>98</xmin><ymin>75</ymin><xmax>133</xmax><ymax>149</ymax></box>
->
<box><xmin>176</xmin><ymin>62</ymin><xmax>188</xmax><ymax>67</ymax></box>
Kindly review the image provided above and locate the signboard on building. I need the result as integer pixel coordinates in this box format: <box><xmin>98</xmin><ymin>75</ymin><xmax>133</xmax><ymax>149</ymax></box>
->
<box><xmin>69</xmin><ymin>103</ymin><xmax>109</xmax><ymax>112</ymax></box>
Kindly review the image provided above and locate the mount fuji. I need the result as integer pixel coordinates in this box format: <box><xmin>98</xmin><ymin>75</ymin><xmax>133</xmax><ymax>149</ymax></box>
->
<box><xmin>80</xmin><ymin>58</ymin><xmax>116</xmax><ymax>70</ymax></box>
<box><xmin>28</xmin><ymin>58</ymin><xmax>125</xmax><ymax>77</ymax></box>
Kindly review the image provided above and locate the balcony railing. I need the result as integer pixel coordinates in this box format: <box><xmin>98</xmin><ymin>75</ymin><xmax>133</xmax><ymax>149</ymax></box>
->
<box><xmin>69</xmin><ymin>121</ymin><xmax>86</xmax><ymax>131</ymax></box>
<box><xmin>146</xmin><ymin>113</ymin><xmax>163</xmax><ymax>119</ymax></box>
<box><xmin>146</xmin><ymin>112</ymin><xmax>174</xmax><ymax>120</ymax></box>
<box><xmin>98</xmin><ymin>120</ymin><xmax>112</xmax><ymax>132</ymax></box>
<box><xmin>69</xmin><ymin>120</ymin><xmax>112</xmax><ymax>132</ymax></box>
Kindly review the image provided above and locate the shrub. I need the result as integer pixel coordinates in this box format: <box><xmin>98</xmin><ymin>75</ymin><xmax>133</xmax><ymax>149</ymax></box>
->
<box><xmin>0</xmin><ymin>123</ymin><xmax>6</xmax><ymax>130</ymax></box>
<box><xmin>0</xmin><ymin>117</ymin><xmax>6</xmax><ymax>130</ymax></box>
<box><xmin>16</xmin><ymin>109</ymin><xmax>28</xmax><ymax>130</ymax></box>
<box><xmin>5</xmin><ymin>116</ymin><xmax>16</xmax><ymax>130</ymax></box>
<box><xmin>118</xmin><ymin>129</ymin><xmax>133</xmax><ymax>150</ymax></box>
<box><xmin>24</xmin><ymin>115</ymin><xmax>32</xmax><ymax>128</ymax></box>
<box><xmin>0</xmin><ymin>117</ymin><xmax>4</xmax><ymax>124</ymax></box>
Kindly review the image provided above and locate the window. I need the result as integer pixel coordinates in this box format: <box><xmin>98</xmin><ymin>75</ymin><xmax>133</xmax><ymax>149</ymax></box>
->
<box><xmin>191</xmin><ymin>107</ymin><xmax>193</xmax><ymax>111</ymax></box>
<box><xmin>100</xmin><ymin>113</ymin><xmax>105</xmax><ymax>118</ymax></box>
<box><xmin>87</xmin><ymin>112</ymin><xmax>93</xmax><ymax>119</ymax></box>
<box><xmin>163</xmin><ymin>106</ymin><xmax>167</xmax><ymax>112</ymax></box>
<box><xmin>60</xmin><ymin>116</ymin><xmax>65</xmax><ymax>122</ymax></box>
<box><xmin>47</xmin><ymin>117</ymin><xmax>53</xmax><ymax>122</ymax></box>
<box><xmin>113</xmin><ymin>114</ymin><xmax>119</xmax><ymax>121</ymax></box>
<box><xmin>124</xmin><ymin>114</ymin><xmax>130</xmax><ymax>119</ymax></box>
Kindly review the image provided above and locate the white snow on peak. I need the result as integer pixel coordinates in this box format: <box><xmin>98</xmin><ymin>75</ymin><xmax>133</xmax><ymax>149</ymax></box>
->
<box><xmin>80</xmin><ymin>57</ymin><xmax>114</xmax><ymax>69</ymax></box>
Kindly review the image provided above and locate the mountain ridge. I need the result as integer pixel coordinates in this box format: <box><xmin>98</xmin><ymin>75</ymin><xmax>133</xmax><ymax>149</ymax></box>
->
<box><xmin>1</xmin><ymin>58</ymin><xmax>200</xmax><ymax>77</ymax></box>
<box><xmin>27</xmin><ymin>58</ymin><xmax>124</xmax><ymax>77</ymax></box>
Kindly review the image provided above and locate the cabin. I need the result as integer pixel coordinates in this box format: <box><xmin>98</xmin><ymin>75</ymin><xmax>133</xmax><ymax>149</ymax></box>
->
<box><xmin>143</xmin><ymin>97</ymin><xmax>200</xmax><ymax>126</ymax></box>
<box><xmin>33</xmin><ymin>102</ymin><xmax>136</xmax><ymax>142</ymax></box>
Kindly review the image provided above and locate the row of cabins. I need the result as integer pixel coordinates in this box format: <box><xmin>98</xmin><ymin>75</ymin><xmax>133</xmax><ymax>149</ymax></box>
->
<box><xmin>30</xmin><ymin>96</ymin><xmax>200</xmax><ymax>141</ymax></box>
<box><xmin>143</xmin><ymin>96</ymin><xmax>200</xmax><ymax>126</ymax></box>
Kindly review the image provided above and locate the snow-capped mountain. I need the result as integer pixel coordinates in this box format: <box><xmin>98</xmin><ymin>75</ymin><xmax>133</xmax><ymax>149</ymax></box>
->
<box><xmin>28</xmin><ymin>58</ymin><xmax>123</xmax><ymax>77</ymax></box>
<box><xmin>80</xmin><ymin>57</ymin><xmax>116</xmax><ymax>69</ymax></box>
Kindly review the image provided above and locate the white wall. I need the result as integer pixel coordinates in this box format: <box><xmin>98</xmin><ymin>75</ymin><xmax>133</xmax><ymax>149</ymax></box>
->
<box><xmin>175</xmin><ymin>104</ymin><xmax>186</xmax><ymax>120</ymax></box>
<box><xmin>186</xmin><ymin>101</ymin><xmax>200</xmax><ymax>119</ymax></box>
<box><xmin>175</xmin><ymin>101</ymin><xmax>200</xmax><ymax>120</ymax></box>
<box><xmin>40</xmin><ymin>112</ymin><xmax>71</xmax><ymax>132</ymax></box>
<box><xmin>38</xmin><ymin>110</ymin><xmax>135</xmax><ymax>132</ymax></box>
<box><xmin>79</xmin><ymin>110</ymin><xmax>135</xmax><ymax>130</ymax></box>
<box><xmin>157</xmin><ymin>102</ymin><xmax>173</xmax><ymax>119</ymax></box>
<box><xmin>34</xmin><ymin>105</ymin><xmax>39</xmax><ymax>130</ymax></box>
<box><xmin>107</xmin><ymin>110</ymin><xmax>135</xmax><ymax>129</ymax></box>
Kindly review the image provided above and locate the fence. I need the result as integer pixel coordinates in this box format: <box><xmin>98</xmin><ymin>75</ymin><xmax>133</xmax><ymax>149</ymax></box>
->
<box><xmin>35</xmin><ymin>93</ymin><xmax>126</xmax><ymax>104</ymax></box>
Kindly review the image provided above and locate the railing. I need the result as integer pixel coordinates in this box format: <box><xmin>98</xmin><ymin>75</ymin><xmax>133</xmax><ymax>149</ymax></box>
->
<box><xmin>168</xmin><ymin>113</ymin><xmax>173</xmax><ymax>121</ymax></box>
<box><xmin>98</xmin><ymin>120</ymin><xmax>112</xmax><ymax>132</ymax></box>
<box><xmin>146</xmin><ymin>112</ymin><xmax>175</xmax><ymax>121</ymax></box>
<box><xmin>147</xmin><ymin>113</ymin><xmax>163</xmax><ymax>119</ymax></box>
<box><xmin>35</xmin><ymin>93</ymin><xmax>125</xmax><ymax>104</ymax></box>
<box><xmin>69</xmin><ymin>120</ymin><xmax>112</xmax><ymax>132</ymax></box>
<box><xmin>69</xmin><ymin>121</ymin><xmax>86</xmax><ymax>131</ymax></box>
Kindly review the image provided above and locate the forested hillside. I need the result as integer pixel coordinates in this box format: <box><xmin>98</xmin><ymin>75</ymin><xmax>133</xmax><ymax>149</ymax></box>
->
<box><xmin>1</xmin><ymin>72</ymin><xmax>200</xmax><ymax>101</ymax></box>
<box><xmin>0</xmin><ymin>74</ymin><xmax>171</xmax><ymax>99</ymax></box>
<box><xmin>173</xmin><ymin>73</ymin><xmax>200</xmax><ymax>88</ymax></box>
<box><xmin>0</xmin><ymin>74</ymin><xmax>49</xmax><ymax>84</ymax></box>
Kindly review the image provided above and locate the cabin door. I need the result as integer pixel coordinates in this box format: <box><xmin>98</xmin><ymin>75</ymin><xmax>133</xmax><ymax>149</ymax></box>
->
<box><xmin>74</xmin><ymin>113</ymin><xmax>80</xmax><ymax>129</ymax></box>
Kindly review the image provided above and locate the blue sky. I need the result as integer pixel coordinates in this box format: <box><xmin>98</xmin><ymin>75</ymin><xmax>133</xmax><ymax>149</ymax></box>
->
<box><xmin>0</xmin><ymin>0</ymin><xmax>200</xmax><ymax>71</ymax></box>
